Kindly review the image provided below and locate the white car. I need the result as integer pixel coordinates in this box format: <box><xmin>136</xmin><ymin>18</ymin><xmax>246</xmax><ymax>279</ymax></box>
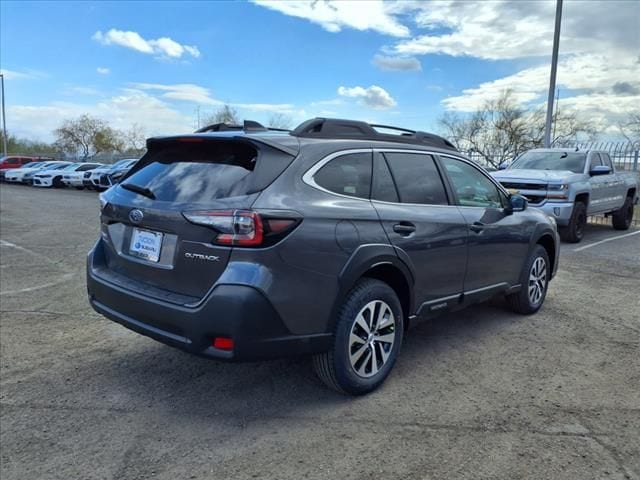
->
<box><xmin>5</xmin><ymin>161</ymin><xmax>69</xmax><ymax>184</ymax></box>
<box><xmin>86</xmin><ymin>159</ymin><xmax>137</xmax><ymax>190</ymax></box>
<box><xmin>33</xmin><ymin>162</ymin><xmax>93</xmax><ymax>188</ymax></box>
<box><xmin>60</xmin><ymin>163</ymin><xmax>105</xmax><ymax>189</ymax></box>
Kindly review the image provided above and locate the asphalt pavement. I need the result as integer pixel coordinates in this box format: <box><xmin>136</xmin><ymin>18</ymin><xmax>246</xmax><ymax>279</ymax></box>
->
<box><xmin>1</xmin><ymin>184</ymin><xmax>638</xmax><ymax>480</ymax></box>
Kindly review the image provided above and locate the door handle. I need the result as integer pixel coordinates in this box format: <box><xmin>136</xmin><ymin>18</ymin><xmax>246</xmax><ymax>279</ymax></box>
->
<box><xmin>393</xmin><ymin>223</ymin><xmax>416</xmax><ymax>235</ymax></box>
<box><xmin>469</xmin><ymin>221</ymin><xmax>485</xmax><ymax>233</ymax></box>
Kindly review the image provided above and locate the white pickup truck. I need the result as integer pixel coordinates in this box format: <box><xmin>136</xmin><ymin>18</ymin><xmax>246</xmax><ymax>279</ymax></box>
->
<box><xmin>492</xmin><ymin>148</ymin><xmax>638</xmax><ymax>242</ymax></box>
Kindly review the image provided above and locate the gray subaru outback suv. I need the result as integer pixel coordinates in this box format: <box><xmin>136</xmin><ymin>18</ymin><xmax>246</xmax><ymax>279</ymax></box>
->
<box><xmin>87</xmin><ymin>118</ymin><xmax>559</xmax><ymax>394</ymax></box>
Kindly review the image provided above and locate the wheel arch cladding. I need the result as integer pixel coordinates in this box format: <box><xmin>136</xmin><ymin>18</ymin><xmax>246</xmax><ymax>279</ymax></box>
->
<box><xmin>330</xmin><ymin>244</ymin><xmax>415</xmax><ymax>331</ymax></box>
<box><xmin>536</xmin><ymin>233</ymin><xmax>556</xmax><ymax>274</ymax></box>
<box><xmin>575</xmin><ymin>192</ymin><xmax>589</xmax><ymax>206</ymax></box>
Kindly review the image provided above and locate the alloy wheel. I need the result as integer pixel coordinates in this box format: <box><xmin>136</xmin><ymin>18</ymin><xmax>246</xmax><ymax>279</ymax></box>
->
<box><xmin>528</xmin><ymin>257</ymin><xmax>547</xmax><ymax>306</ymax></box>
<box><xmin>348</xmin><ymin>300</ymin><xmax>396</xmax><ymax>378</ymax></box>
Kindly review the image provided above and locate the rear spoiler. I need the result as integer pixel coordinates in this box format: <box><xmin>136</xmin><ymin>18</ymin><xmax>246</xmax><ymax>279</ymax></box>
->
<box><xmin>146</xmin><ymin>134</ymin><xmax>299</xmax><ymax>157</ymax></box>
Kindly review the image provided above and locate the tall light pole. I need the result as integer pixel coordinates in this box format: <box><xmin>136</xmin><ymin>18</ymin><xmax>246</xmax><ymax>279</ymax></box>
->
<box><xmin>544</xmin><ymin>0</ymin><xmax>563</xmax><ymax>148</ymax></box>
<box><xmin>0</xmin><ymin>74</ymin><xmax>7</xmax><ymax>157</ymax></box>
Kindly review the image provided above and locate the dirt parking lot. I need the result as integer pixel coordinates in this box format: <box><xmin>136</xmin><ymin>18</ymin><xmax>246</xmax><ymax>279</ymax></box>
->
<box><xmin>1</xmin><ymin>184</ymin><xmax>639</xmax><ymax>480</ymax></box>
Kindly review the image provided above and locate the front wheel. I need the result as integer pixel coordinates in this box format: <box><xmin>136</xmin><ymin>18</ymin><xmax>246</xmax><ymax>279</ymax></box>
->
<box><xmin>560</xmin><ymin>201</ymin><xmax>586</xmax><ymax>243</ymax></box>
<box><xmin>313</xmin><ymin>278</ymin><xmax>404</xmax><ymax>395</ymax></box>
<box><xmin>506</xmin><ymin>245</ymin><xmax>550</xmax><ymax>315</ymax></box>
<box><xmin>612</xmin><ymin>196</ymin><xmax>634</xmax><ymax>230</ymax></box>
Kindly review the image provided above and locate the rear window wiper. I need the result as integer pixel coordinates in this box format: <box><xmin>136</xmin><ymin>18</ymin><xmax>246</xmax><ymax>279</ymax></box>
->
<box><xmin>120</xmin><ymin>182</ymin><xmax>156</xmax><ymax>200</ymax></box>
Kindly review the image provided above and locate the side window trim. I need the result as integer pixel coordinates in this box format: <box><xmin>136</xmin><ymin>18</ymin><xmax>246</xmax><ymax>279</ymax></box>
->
<box><xmin>302</xmin><ymin>148</ymin><xmax>373</xmax><ymax>201</ymax></box>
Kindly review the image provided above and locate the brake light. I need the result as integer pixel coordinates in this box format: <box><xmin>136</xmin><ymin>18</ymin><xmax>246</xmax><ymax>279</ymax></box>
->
<box><xmin>182</xmin><ymin>209</ymin><xmax>300</xmax><ymax>247</ymax></box>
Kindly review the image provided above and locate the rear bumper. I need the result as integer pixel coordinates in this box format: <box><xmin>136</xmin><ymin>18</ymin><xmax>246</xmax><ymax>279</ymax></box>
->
<box><xmin>86</xmin><ymin>241</ymin><xmax>332</xmax><ymax>361</ymax></box>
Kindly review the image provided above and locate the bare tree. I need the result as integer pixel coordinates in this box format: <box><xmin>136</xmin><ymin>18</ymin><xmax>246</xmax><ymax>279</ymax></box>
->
<box><xmin>438</xmin><ymin>90</ymin><xmax>596</xmax><ymax>167</ymax></box>
<box><xmin>202</xmin><ymin>104</ymin><xmax>240</xmax><ymax>126</ymax></box>
<box><xmin>123</xmin><ymin>123</ymin><xmax>147</xmax><ymax>154</ymax></box>
<box><xmin>267</xmin><ymin>113</ymin><xmax>293</xmax><ymax>130</ymax></box>
<box><xmin>54</xmin><ymin>114</ymin><xmax>121</xmax><ymax>160</ymax></box>
<box><xmin>617</xmin><ymin>112</ymin><xmax>640</xmax><ymax>143</ymax></box>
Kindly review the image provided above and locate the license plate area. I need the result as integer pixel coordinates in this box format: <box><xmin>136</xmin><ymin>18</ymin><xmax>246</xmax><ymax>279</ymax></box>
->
<box><xmin>129</xmin><ymin>228</ymin><xmax>163</xmax><ymax>263</ymax></box>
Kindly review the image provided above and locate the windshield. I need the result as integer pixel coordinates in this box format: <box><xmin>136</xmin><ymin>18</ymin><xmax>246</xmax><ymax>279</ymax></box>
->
<box><xmin>22</xmin><ymin>162</ymin><xmax>42</xmax><ymax>168</ymax></box>
<box><xmin>510</xmin><ymin>151</ymin><xmax>586</xmax><ymax>174</ymax></box>
<box><xmin>62</xmin><ymin>163</ymin><xmax>79</xmax><ymax>170</ymax></box>
<box><xmin>112</xmin><ymin>159</ymin><xmax>135</xmax><ymax>168</ymax></box>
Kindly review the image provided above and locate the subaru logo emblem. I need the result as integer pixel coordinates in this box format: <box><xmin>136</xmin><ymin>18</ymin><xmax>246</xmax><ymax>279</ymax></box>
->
<box><xmin>129</xmin><ymin>209</ymin><xmax>144</xmax><ymax>223</ymax></box>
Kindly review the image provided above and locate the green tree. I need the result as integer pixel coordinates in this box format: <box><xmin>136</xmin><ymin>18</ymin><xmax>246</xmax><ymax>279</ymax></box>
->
<box><xmin>53</xmin><ymin>114</ymin><xmax>122</xmax><ymax>160</ymax></box>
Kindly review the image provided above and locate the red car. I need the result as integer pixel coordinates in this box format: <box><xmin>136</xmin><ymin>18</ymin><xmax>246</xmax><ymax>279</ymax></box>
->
<box><xmin>0</xmin><ymin>156</ymin><xmax>55</xmax><ymax>181</ymax></box>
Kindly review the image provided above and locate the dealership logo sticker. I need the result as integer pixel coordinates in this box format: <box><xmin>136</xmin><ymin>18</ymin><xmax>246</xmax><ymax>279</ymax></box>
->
<box><xmin>129</xmin><ymin>209</ymin><xmax>144</xmax><ymax>223</ymax></box>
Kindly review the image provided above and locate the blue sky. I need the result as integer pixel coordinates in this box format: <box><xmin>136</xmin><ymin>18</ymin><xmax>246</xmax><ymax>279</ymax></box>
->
<box><xmin>1</xmin><ymin>0</ymin><xmax>638</xmax><ymax>141</ymax></box>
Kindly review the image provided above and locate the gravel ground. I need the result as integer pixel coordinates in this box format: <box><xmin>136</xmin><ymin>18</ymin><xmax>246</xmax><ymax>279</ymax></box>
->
<box><xmin>1</xmin><ymin>183</ymin><xmax>639</xmax><ymax>480</ymax></box>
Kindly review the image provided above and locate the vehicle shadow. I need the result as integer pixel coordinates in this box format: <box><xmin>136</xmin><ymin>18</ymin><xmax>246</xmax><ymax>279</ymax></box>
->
<box><xmin>87</xmin><ymin>297</ymin><xmax>519</xmax><ymax>419</ymax></box>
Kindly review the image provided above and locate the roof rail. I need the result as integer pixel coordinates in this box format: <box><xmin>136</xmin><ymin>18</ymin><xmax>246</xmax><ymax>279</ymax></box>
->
<box><xmin>291</xmin><ymin>117</ymin><xmax>457</xmax><ymax>151</ymax></box>
<box><xmin>195</xmin><ymin>120</ymin><xmax>290</xmax><ymax>134</ymax></box>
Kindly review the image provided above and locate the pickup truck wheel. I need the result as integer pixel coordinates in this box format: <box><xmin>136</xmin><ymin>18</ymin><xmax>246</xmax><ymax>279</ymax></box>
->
<box><xmin>560</xmin><ymin>201</ymin><xmax>586</xmax><ymax>243</ymax></box>
<box><xmin>506</xmin><ymin>245</ymin><xmax>550</xmax><ymax>315</ymax></box>
<box><xmin>611</xmin><ymin>196</ymin><xmax>634</xmax><ymax>230</ymax></box>
<box><xmin>313</xmin><ymin>278</ymin><xmax>403</xmax><ymax>395</ymax></box>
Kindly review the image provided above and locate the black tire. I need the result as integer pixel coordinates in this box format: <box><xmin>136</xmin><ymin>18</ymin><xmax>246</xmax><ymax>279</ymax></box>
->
<box><xmin>52</xmin><ymin>176</ymin><xmax>64</xmax><ymax>188</ymax></box>
<box><xmin>612</xmin><ymin>196</ymin><xmax>634</xmax><ymax>230</ymax></box>
<box><xmin>559</xmin><ymin>201</ymin><xmax>587</xmax><ymax>243</ymax></box>
<box><xmin>506</xmin><ymin>245</ymin><xmax>550</xmax><ymax>315</ymax></box>
<box><xmin>313</xmin><ymin>278</ymin><xmax>404</xmax><ymax>395</ymax></box>
<box><xmin>75</xmin><ymin>186</ymin><xmax>84</xmax><ymax>190</ymax></box>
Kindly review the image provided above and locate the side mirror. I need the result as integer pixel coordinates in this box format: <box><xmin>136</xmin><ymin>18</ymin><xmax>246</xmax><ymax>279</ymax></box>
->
<box><xmin>498</xmin><ymin>161</ymin><xmax>510</xmax><ymax>170</ymax></box>
<box><xmin>507</xmin><ymin>194</ymin><xmax>528</xmax><ymax>213</ymax></box>
<box><xmin>589</xmin><ymin>165</ymin><xmax>611</xmax><ymax>176</ymax></box>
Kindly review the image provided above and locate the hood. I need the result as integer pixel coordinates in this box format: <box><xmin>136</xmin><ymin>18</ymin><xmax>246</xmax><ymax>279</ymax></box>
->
<box><xmin>12</xmin><ymin>167</ymin><xmax>42</xmax><ymax>174</ymax></box>
<box><xmin>491</xmin><ymin>169</ymin><xmax>582</xmax><ymax>183</ymax></box>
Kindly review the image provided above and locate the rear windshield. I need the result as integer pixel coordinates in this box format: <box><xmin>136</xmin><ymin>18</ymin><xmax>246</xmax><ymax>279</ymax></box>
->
<box><xmin>510</xmin><ymin>151</ymin><xmax>586</xmax><ymax>174</ymax></box>
<box><xmin>120</xmin><ymin>142</ymin><xmax>259</xmax><ymax>203</ymax></box>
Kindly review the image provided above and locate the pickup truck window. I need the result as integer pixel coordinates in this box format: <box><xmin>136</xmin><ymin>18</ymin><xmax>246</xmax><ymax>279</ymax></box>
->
<box><xmin>601</xmin><ymin>153</ymin><xmax>614</xmax><ymax>170</ymax></box>
<box><xmin>589</xmin><ymin>153</ymin><xmax>602</xmax><ymax>170</ymax></box>
<box><xmin>510</xmin><ymin>151</ymin><xmax>586</xmax><ymax>174</ymax></box>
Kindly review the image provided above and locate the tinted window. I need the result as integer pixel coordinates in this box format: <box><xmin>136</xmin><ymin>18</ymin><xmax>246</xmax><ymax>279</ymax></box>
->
<box><xmin>441</xmin><ymin>157</ymin><xmax>503</xmax><ymax>208</ymax></box>
<box><xmin>122</xmin><ymin>143</ymin><xmax>258</xmax><ymax>203</ymax></box>
<box><xmin>589</xmin><ymin>153</ymin><xmax>602</xmax><ymax>170</ymax></box>
<box><xmin>384</xmin><ymin>153</ymin><xmax>448</xmax><ymax>205</ymax></box>
<box><xmin>314</xmin><ymin>152</ymin><xmax>371</xmax><ymax>199</ymax></box>
<box><xmin>372</xmin><ymin>155</ymin><xmax>399</xmax><ymax>202</ymax></box>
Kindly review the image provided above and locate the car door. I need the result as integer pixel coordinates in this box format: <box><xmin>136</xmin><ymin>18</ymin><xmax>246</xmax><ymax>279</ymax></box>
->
<box><xmin>438</xmin><ymin>156</ymin><xmax>533</xmax><ymax>297</ymax></box>
<box><xmin>370</xmin><ymin>150</ymin><xmax>468</xmax><ymax>313</ymax></box>
<box><xmin>600</xmin><ymin>153</ymin><xmax>625</xmax><ymax>211</ymax></box>
<box><xmin>587</xmin><ymin>153</ymin><xmax>609</xmax><ymax>214</ymax></box>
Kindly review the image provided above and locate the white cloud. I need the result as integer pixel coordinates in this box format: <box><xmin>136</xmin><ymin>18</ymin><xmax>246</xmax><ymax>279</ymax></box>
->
<box><xmin>132</xmin><ymin>82</ymin><xmax>297</xmax><ymax>114</ymax></box>
<box><xmin>442</xmin><ymin>54</ymin><xmax>640</xmax><ymax>112</ymax></box>
<box><xmin>96</xmin><ymin>67</ymin><xmax>110</xmax><ymax>75</ymax></box>
<box><xmin>338</xmin><ymin>85</ymin><xmax>397</xmax><ymax>109</ymax></box>
<box><xmin>372</xmin><ymin>54</ymin><xmax>421</xmax><ymax>71</ymax></box>
<box><xmin>252</xmin><ymin>0</ymin><xmax>409</xmax><ymax>37</ymax></box>
<box><xmin>132</xmin><ymin>83</ymin><xmax>221</xmax><ymax>105</ymax></box>
<box><xmin>93</xmin><ymin>29</ymin><xmax>200</xmax><ymax>59</ymax></box>
<box><xmin>0</xmin><ymin>68</ymin><xmax>47</xmax><ymax>80</ymax></box>
<box><xmin>7</xmin><ymin>90</ymin><xmax>194</xmax><ymax>142</ymax></box>
<box><xmin>390</xmin><ymin>0</ymin><xmax>638</xmax><ymax>60</ymax></box>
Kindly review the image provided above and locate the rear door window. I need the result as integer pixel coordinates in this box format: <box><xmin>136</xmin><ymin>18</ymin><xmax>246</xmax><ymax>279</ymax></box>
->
<box><xmin>383</xmin><ymin>152</ymin><xmax>448</xmax><ymax>205</ymax></box>
<box><xmin>601</xmin><ymin>153</ymin><xmax>613</xmax><ymax>170</ymax></box>
<box><xmin>313</xmin><ymin>152</ymin><xmax>372</xmax><ymax>199</ymax></box>
<box><xmin>589</xmin><ymin>153</ymin><xmax>602</xmax><ymax>170</ymax></box>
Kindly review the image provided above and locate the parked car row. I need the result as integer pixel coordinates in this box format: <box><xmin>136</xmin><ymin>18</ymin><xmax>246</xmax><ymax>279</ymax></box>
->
<box><xmin>0</xmin><ymin>156</ymin><xmax>138</xmax><ymax>191</ymax></box>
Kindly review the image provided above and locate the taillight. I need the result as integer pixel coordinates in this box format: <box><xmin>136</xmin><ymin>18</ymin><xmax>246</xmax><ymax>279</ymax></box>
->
<box><xmin>182</xmin><ymin>210</ymin><xmax>301</xmax><ymax>247</ymax></box>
